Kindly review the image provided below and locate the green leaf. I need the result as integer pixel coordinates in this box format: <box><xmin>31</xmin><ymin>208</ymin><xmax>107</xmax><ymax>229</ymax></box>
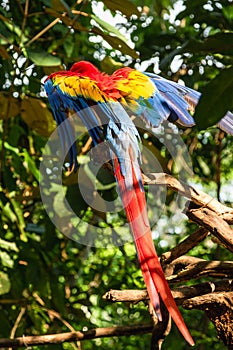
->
<box><xmin>177</xmin><ymin>0</ymin><xmax>207</xmax><ymax>19</ymax></box>
<box><xmin>92</xmin><ymin>27</ymin><xmax>139</xmax><ymax>59</ymax></box>
<box><xmin>1</xmin><ymin>202</ymin><xmax>17</xmax><ymax>223</ymax></box>
<box><xmin>23</xmin><ymin>149</ymin><xmax>40</xmax><ymax>182</ymax></box>
<box><xmin>222</xmin><ymin>5</ymin><xmax>233</xmax><ymax>21</ymax></box>
<box><xmin>185</xmin><ymin>33</ymin><xmax>233</xmax><ymax>56</ymax></box>
<box><xmin>0</xmin><ymin>251</ymin><xmax>14</xmax><ymax>268</ymax></box>
<box><xmin>63</xmin><ymin>35</ymin><xmax>75</xmax><ymax>58</ymax></box>
<box><xmin>0</xmin><ymin>271</ymin><xmax>11</xmax><ymax>295</ymax></box>
<box><xmin>0</xmin><ymin>238</ymin><xmax>18</xmax><ymax>252</ymax></box>
<box><xmin>100</xmin><ymin>56</ymin><xmax>124</xmax><ymax>74</ymax></box>
<box><xmin>102</xmin><ymin>0</ymin><xmax>141</xmax><ymax>18</ymax></box>
<box><xmin>194</xmin><ymin>66</ymin><xmax>233</xmax><ymax>130</ymax></box>
<box><xmin>26</xmin><ymin>49</ymin><xmax>61</xmax><ymax>66</ymax></box>
<box><xmin>0</xmin><ymin>15</ymin><xmax>27</xmax><ymax>43</ymax></box>
<box><xmin>9</xmin><ymin>197</ymin><xmax>27</xmax><ymax>242</ymax></box>
<box><xmin>4</xmin><ymin>142</ymin><xmax>20</xmax><ymax>154</ymax></box>
<box><xmin>91</xmin><ymin>14</ymin><xmax>127</xmax><ymax>43</ymax></box>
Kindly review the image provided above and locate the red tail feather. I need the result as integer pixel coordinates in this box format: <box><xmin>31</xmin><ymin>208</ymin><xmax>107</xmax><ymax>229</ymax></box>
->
<box><xmin>113</xmin><ymin>157</ymin><xmax>194</xmax><ymax>346</ymax></box>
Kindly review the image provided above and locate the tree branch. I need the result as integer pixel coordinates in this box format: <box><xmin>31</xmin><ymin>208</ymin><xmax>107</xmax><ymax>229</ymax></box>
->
<box><xmin>161</xmin><ymin>227</ymin><xmax>209</xmax><ymax>265</ymax></box>
<box><xmin>186</xmin><ymin>207</ymin><xmax>233</xmax><ymax>252</ymax></box>
<box><xmin>183</xmin><ymin>292</ymin><xmax>233</xmax><ymax>349</ymax></box>
<box><xmin>0</xmin><ymin>324</ymin><xmax>153</xmax><ymax>348</ymax></box>
<box><xmin>103</xmin><ymin>279</ymin><xmax>233</xmax><ymax>305</ymax></box>
<box><xmin>168</xmin><ymin>259</ymin><xmax>233</xmax><ymax>282</ymax></box>
<box><xmin>143</xmin><ymin>173</ymin><xmax>233</xmax><ymax>221</ymax></box>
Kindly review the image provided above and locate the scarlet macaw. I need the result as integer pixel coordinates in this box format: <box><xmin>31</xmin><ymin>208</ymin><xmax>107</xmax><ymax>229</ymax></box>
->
<box><xmin>44</xmin><ymin>61</ymin><xmax>233</xmax><ymax>347</ymax></box>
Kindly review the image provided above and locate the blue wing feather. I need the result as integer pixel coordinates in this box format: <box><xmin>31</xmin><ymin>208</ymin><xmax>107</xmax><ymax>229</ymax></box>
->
<box><xmin>44</xmin><ymin>78</ymin><xmax>142</xmax><ymax>189</ymax></box>
<box><xmin>145</xmin><ymin>72</ymin><xmax>199</xmax><ymax>127</ymax></box>
<box><xmin>145</xmin><ymin>72</ymin><xmax>233</xmax><ymax>135</ymax></box>
<box><xmin>44</xmin><ymin>68</ymin><xmax>233</xmax><ymax>183</ymax></box>
<box><xmin>45</xmin><ymin>80</ymin><xmax>78</xmax><ymax>171</ymax></box>
<box><xmin>218</xmin><ymin>111</ymin><xmax>233</xmax><ymax>135</ymax></box>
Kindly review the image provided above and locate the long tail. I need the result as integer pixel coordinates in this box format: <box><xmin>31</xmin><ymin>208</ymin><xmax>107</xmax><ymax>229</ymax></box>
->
<box><xmin>113</xmin><ymin>156</ymin><xmax>194</xmax><ymax>347</ymax></box>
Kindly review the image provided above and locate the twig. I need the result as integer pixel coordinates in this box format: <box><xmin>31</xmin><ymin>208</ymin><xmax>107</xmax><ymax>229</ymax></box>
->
<box><xmin>8</xmin><ymin>307</ymin><xmax>26</xmax><ymax>350</ymax></box>
<box><xmin>21</xmin><ymin>0</ymin><xmax>29</xmax><ymax>39</ymax></box>
<box><xmin>0</xmin><ymin>324</ymin><xmax>153</xmax><ymax>348</ymax></box>
<box><xmin>33</xmin><ymin>292</ymin><xmax>81</xmax><ymax>350</ymax></box>
<box><xmin>25</xmin><ymin>17</ymin><xmax>60</xmax><ymax>47</ymax></box>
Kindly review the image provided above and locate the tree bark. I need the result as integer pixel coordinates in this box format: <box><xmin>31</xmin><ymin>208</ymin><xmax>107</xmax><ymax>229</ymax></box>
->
<box><xmin>183</xmin><ymin>292</ymin><xmax>233</xmax><ymax>349</ymax></box>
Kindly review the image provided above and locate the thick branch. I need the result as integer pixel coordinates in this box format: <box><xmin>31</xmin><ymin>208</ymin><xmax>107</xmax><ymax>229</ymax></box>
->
<box><xmin>103</xmin><ymin>279</ymin><xmax>233</xmax><ymax>305</ymax></box>
<box><xmin>0</xmin><ymin>324</ymin><xmax>153</xmax><ymax>348</ymax></box>
<box><xmin>168</xmin><ymin>258</ymin><xmax>233</xmax><ymax>283</ymax></box>
<box><xmin>161</xmin><ymin>227</ymin><xmax>209</xmax><ymax>264</ymax></box>
<box><xmin>143</xmin><ymin>173</ymin><xmax>233</xmax><ymax>221</ymax></box>
<box><xmin>186</xmin><ymin>207</ymin><xmax>233</xmax><ymax>252</ymax></box>
<box><xmin>183</xmin><ymin>292</ymin><xmax>233</xmax><ymax>349</ymax></box>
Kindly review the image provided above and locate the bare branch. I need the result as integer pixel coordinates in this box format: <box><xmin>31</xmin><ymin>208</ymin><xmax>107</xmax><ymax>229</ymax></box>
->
<box><xmin>168</xmin><ymin>259</ymin><xmax>233</xmax><ymax>283</ymax></box>
<box><xmin>103</xmin><ymin>289</ymin><xmax>148</xmax><ymax>303</ymax></box>
<box><xmin>161</xmin><ymin>227</ymin><xmax>209</xmax><ymax>265</ymax></box>
<box><xmin>186</xmin><ymin>207</ymin><xmax>233</xmax><ymax>252</ymax></box>
<box><xmin>103</xmin><ymin>280</ymin><xmax>233</xmax><ymax>305</ymax></box>
<box><xmin>183</xmin><ymin>292</ymin><xmax>233</xmax><ymax>349</ymax></box>
<box><xmin>0</xmin><ymin>324</ymin><xmax>153</xmax><ymax>348</ymax></box>
<box><xmin>143</xmin><ymin>173</ymin><xmax>233</xmax><ymax>220</ymax></box>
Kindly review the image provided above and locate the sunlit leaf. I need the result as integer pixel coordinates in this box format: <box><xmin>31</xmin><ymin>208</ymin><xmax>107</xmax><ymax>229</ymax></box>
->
<box><xmin>10</xmin><ymin>197</ymin><xmax>27</xmax><ymax>241</ymax></box>
<box><xmin>21</xmin><ymin>96</ymin><xmax>56</xmax><ymax>137</ymax></box>
<box><xmin>1</xmin><ymin>15</ymin><xmax>28</xmax><ymax>43</ymax></box>
<box><xmin>91</xmin><ymin>15</ymin><xmax>127</xmax><ymax>43</ymax></box>
<box><xmin>23</xmin><ymin>149</ymin><xmax>40</xmax><ymax>182</ymax></box>
<box><xmin>100</xmin><ymin>56</ymin><xmax>124</xmax><ymax>74</ymax></box>
<box><xmin>0</xmin><ymin>272</ymin><xmax>11</xmax><ymax>295</ymax></box>
<box><xmin>4</xmin><ymin>141</ymin><xmax>20</xmax><ymax>154</ymax></box>
<box><xmin>0</xmin><ymin>251</ymin><xmax>14</xmax><ymax>268</ymax></box>
<box><xmin>0</xmin><ymin>238</ymin><xmax>18</xmax><ymax>252</ymax></box>
<box><xmin>1</xmin><ymin>202</ymin><xmax>17</xmax><ymax>223</ymax></box>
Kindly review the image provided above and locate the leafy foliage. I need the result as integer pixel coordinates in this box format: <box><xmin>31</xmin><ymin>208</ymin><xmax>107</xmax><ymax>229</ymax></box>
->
<box><xmin>0</xmin><ymin>0</ymin><xmax>232</xmax><ymax>349</ymax></box>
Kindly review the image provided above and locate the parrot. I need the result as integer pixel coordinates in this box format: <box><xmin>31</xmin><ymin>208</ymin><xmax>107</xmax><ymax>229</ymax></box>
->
<box><xmin>44</xmin><ymin>60</ymin><xmax>233</xmax><ymax>347</ymax></box>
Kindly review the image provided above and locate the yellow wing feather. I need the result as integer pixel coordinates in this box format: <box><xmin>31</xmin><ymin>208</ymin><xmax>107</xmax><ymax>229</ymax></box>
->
<box><xmin>52</xmin><ymin>75</ymin><xmax>115</xmax><ymax>103</ymax></box>
<box><xmin>116</xmin><ymin>70</ymin><xmax>155</xmax><ymax>100</ymax></box>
